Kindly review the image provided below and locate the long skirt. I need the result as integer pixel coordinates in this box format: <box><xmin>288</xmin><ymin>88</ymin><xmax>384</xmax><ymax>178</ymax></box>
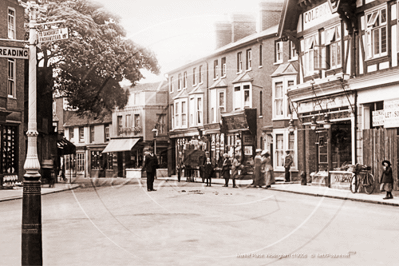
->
<box><xmin>382</xmin><ymin>182</ymin><xmax>393</xmax><ymax>192</ymax></box>
<box><xmin>264</xmin><ymin>170</ymin><xmax>272</xmax><ymax>187</ymax></box>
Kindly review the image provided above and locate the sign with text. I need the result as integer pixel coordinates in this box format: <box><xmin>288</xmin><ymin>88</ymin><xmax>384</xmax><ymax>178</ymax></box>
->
<box><xmin>384</xmin><ymin>99</ymin><xmax>399</xmax><ymax>128</ymax></box>
<box><xmin>372</xmin><ymin>110</ymin><xmax>384</xmax><ymax>127</ymax></box>
<box><xmin>298</xmin><ymin>94</ymin><xmax>354</xmax><ymax>113</ymax></box>
<box><xmin>38</xmin><ymin>28</ymin><xmax>68</xmax><ymax>43</ymax></box>
<box><xmin>0</xmin><ymin>46</ymin><xmax>28</xmax><ymax>59</ymax></box>
<box><xmin>303</xmin><ymin>2</ymin><xmax>339</xmax><ymax>30</ymax></box>
<box><xmin>223</xmin><ymin>113</ymin><xmax>249</xmax><ymax>131</ymax></box>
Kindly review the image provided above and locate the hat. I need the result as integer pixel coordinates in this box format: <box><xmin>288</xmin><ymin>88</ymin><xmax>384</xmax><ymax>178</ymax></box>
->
<box><xmin>256</xmin><ymin>149</ymin><xmax>262</xmax><ymax>153</ymax></box>
<box><xmin>382</xmin><ymin>160</ymin><xmax>391</xmax><ymax>166</ymax></box>
<box><xmin>261</xmin><ymin>150</ymin><xmax>268</xmax><ymax>156</ymax></box>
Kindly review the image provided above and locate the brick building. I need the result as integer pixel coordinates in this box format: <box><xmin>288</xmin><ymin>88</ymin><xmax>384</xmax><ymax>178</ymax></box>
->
<box><xmin>0</xmin><ymin>0</ymin><xmax>27</xmax><ymax>186</ymax></box>
<box><xmin>167</xmin><ymin>1</ymin><xmax>297</xmax><ymax>179</ymax></box>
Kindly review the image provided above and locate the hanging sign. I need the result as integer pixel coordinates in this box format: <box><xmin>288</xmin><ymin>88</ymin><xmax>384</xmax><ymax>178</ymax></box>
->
<box><xmin>38</xmin><ymin>28</ymin><xmax>69</xmax><ymax>43</ymax></box>
<box><xmin>0</xmin><ymin>46</ymin><xmax>28</xmax><ymax>59</ymax></box>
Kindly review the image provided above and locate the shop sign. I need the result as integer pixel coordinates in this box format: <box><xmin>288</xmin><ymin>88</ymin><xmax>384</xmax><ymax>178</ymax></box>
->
<box><xmin>0</xmin><ymin>46</ymin><xmax>28</xmax><ymax>59</ymax></box>
<box><xmin>244</xmin><ymin>146</ymin><xmax>253</xmax><ymax>156</ymax></box>
<box><xmin>298</xmin><ymin>94</ymin><xmax>354</xmax><ymax>113</ymax></box>
<box><xmin>372</xmin><ymin>110</ymin><xmax>384</xmax><ymax>127</ymax></box>
<box><xmin>384</xmin><ymin>99</ymin><xmax>399</xmax><ymax>128</ymax></box>
<box><xmin>303</xmin><ymin>2</ymin><xmax>338</xmax><ymax>30</ymax></box>
<box><xmin>243</xmin><ymin>135</ymin><xmax>253</xmax><ymax>145</ymax></box>
<box><xmin>203</xmin><ymin>123</ymin><xmax>220</xmax><ymax>130</ymax></box>
<box><xmin>223</xmin><ymin>113</ymin><xmax>249</xmax><ymax>131</ymax></box>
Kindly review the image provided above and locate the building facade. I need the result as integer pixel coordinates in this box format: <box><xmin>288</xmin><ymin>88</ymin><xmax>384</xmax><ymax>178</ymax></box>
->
<box><xmin>280</xmin><ymin>0</ymin><xmax>399</xmax><ymax>190</ymax></box>
<box><xmin>167</xmin><ymin>1</ymin><xmax>299</xmax><ymax>179</ymax></box>
<box><xmin>103</xmin><ymin>82</ymin><xmax>168</xmax><ymax>178</ymax></box>
<box><xmin>0</xmin><ymin>0</ymin><xmax>26</xmax><ymax>187</ymax></box>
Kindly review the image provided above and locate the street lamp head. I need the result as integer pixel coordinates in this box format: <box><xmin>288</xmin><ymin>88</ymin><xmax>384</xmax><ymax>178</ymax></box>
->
<box><xmin>288</xmin><ymin>119</ymin><xmax>295</xmax><ymax>134</ymax></box>
<box><xmin>323</xmin><ymin>113</ymin><xmax>331</xmax><ymax>129</ymax></box>
<box><xmin>310</xmin><ymin>116</ymin><xmax>317</xmax><ymax>131</ymax></box>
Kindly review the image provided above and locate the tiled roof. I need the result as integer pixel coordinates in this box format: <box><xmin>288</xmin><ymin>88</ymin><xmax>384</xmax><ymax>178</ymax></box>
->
<box><xmin>209</xmin><ymin>78</ymin><xmax>228</xmax><ymax>89</ymax></box>
<box><xmin>271</xmin><ymin>63</ymin><xmax>298</xmax><ymax>77</ymax></box>
<box><xmin>63</xmin><ymin>111</ymin><xmax>112</xmax><ymax>127</ymax></box>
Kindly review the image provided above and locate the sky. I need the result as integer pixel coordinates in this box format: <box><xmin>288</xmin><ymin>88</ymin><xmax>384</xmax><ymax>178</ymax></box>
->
<box><xmin>93</xmin><ymin>0</ymin><xmax>264</xmax><ymax>83</ymax></box>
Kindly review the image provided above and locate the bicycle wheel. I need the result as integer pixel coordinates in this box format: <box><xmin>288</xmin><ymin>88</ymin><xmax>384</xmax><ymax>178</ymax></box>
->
<box><xmin>363</xmin><ymin>173</ymin><xmax>375</xmax><ymax>194</ymax></box>
<box><xmin>350</xmin><ymin>174</ymin><xmax>358</xmax><ymax>193</ymax></box>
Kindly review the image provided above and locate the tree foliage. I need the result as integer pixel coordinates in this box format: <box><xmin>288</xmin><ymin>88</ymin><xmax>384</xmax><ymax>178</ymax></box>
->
<box><xmin>32</xmin><ymin>0</ymin><xmax>160</xmax><ymax>116</ymax></box>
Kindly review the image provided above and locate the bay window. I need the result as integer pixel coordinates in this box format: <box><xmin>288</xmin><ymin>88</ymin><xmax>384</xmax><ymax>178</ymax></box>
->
<box><xmin>274</xmin><ymin>130</ymin><xmax>297</xmax><ymax>170</ymax></box>
<box><xmin>273</xmin><ymin>77</ymin><xmax>296</xmax><ymax>119</ymax></box>
<box><xmin>365</xmin><ymin>6</ymin><xmax>387</xmax><ymax>59</ymax></box>
<box><xmin>274</xmin><ymin>82</ymin><xmax>284</xmax><ymax>117</ymax></box>
<box><xmin>233</xmin><ymin>83</ymin><xmax>252</xmax><ymax>110</ymax></box>
<box><xmin>276</xmin><ymin>134</ymin><xmax>284</xmax><ymax>167</ymax></box>
<box><xmin>189</xmin><ymin>95</ymin><xmax>203</xmax><ymax>127</ymax></box>
<box><xmin>210</xmin><ymin>89</ymin><xmax>226</xmax><ymax>123</ymax></box>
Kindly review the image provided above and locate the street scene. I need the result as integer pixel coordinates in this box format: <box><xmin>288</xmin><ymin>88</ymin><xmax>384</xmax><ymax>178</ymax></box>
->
<box><xmin>1</xmin><ymin>0</ymin><xmax>399</xmax><ymax>265</ymax></box>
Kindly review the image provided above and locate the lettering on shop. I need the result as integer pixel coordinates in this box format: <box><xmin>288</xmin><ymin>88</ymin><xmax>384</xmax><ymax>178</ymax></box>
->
<box><xmin>223</xmin><ymin>114</ymin><xmax>248</xmax><ymax>131</ymax></box>
<box><xmin>303</xmin><ymin>2</ymin><xmax>338</xmax><ymax>30</ymax></box>
<box><xmin>0</xmin><ymin>46</ymin><xmax>28</xmax><ymax>59</ymax></box>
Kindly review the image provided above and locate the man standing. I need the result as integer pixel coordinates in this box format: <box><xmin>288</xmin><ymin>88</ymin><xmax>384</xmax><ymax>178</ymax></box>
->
<box><xmin>284</xmin><ymin>150</ymin><xmax>293</xmax><ymax>182</ymax></box>
<box><xmin>221</xmin><ymin>153</ymin><xmax>231</xmax><ymax>187</ymax></box>
<box><xmin>143</xmin><ymin>147</ymin><xmax>158</xmax><ymax>191</ymax></box>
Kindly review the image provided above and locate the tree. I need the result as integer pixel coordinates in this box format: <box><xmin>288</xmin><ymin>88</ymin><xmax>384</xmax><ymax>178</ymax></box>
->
<box><xmin>31</xmin><ymin>0</ymin><xmax>160</xmax><ymax>116</ymax></box>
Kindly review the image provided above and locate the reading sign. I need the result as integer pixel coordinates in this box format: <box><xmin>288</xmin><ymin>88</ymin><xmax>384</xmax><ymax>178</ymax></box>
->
<box><xmin>38</xmin><ymin>28</ymin><xmax>68</xmax><ymax>43</ymax></box>
<box><xmin>0</xmin><ymin>47</ymin><xmax>28</xmax><ymax>59</ymax></box>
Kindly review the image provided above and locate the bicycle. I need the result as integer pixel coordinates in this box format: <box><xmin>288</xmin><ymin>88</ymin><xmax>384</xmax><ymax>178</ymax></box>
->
<box><xmin>349</xmin><ymin>164</ymin><xmax>374</xmax><ymax>194</ymax></box>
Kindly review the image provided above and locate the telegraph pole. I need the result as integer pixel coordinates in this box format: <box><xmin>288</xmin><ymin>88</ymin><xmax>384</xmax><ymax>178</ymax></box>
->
<box><xmin>21</xmin><ymin>0</ymin><xmax>43</xmax><ymax>265</ymax></box>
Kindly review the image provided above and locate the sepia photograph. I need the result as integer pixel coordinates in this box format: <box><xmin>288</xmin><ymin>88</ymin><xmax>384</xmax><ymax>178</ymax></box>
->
<box><xmin>1</xmin><ymin>0</ymin><xmax>399</xmax><ymax>265</ymax></box>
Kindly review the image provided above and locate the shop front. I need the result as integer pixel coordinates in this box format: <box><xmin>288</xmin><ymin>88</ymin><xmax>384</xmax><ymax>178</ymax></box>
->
<box><xmin>221</xmin><ymin>108</ymin><xmax>257</xmax><ymax>179</ymax></box>
<box><xmin>102</xmin><ymin>138</ymin><xmax>143</xmax><ymax>178</ymax></box>
<box><xmin>297</xmin><ymin>93</ymin><xmax>355</xmax><ymax>188</ymax></box>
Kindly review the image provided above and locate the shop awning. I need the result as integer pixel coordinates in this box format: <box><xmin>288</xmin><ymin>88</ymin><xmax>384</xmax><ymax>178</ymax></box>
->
<box><xmin>57</xmin><ymin>137</ymin><xmax>76</xmax><ymax>155</ymax></box>
<box><xmin>102</xmin><ymin>138</ymin><xmax>140</xmax><ymax>153</ymax></box>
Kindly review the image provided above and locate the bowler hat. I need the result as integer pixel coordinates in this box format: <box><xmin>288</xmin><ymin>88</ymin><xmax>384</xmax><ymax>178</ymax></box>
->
<box><xmin>382</xmin><ymin>160</ymin><xmax>391</xmax><ymax>166</ymax></box>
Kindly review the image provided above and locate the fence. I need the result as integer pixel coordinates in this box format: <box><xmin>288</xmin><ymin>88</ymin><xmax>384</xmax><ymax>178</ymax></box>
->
<box><xmin>363</xmin><ymin>128</ymin><xmax>398</xmax><ymax>191</ymax></box>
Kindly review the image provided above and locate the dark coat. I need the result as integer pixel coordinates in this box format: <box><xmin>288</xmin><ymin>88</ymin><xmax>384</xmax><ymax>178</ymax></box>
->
<box><xmin>204</xmin><ymin>163</ymin><xmax>214</xmax><ymax>179</ymax></box>
<box><xmin>221</xmin><ymin>158</ymin><xmax>231</xmax><ymax>179</ymax></box>
<box><xmin>143</xmin><ymin>153</ymin><xmax>158</xmax><ymax>173</ymax></box>
<box><xmin>381</xmin><ymin>166</ymin><xmax>393</xmax><ymax>184</ymax></box>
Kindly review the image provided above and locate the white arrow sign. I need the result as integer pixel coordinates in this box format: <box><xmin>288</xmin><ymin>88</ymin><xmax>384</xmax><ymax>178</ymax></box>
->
<box><xmin>38</xmin><ymin>28</ymin><xmax>68</xmax><ymax>43</ymax></box>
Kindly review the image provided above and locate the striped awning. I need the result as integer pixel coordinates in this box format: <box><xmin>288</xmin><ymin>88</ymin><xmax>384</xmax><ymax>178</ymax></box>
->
<box><xmin>102</xmin><ymin>138</ymin><xmax>140</xmax><ymax>153</ymax></box>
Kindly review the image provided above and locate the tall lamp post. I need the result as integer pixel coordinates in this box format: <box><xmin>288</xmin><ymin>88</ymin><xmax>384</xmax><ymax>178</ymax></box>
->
<box><xmin>21</xmin><ymin>1</ymin><xmax>42</xmax><ymax>265</ymax></box>
<box><xmin>152</xmin><ymin>128</ymin><xmax>158</xmax><ymax>155</ymax></box>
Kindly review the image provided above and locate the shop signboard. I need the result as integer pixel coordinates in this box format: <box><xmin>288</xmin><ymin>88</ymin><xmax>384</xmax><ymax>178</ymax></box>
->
<box><xmin>244</xmin><ymin>146</ymin><xmax>253</xmax><ymax>156</ymax></box>
<box><xmin>223</xmin><ymin>113</ymin><xmax>248</xmax><ymax>131</ymax></box>
<box><xmin>303</xmin><ymin>2</ymin><xmax>339</xmax><ymax>30</ymax></box>
<box><xmin>372</xmin><ymin>110</ymin><xmax>384</xmax><ymax>127</ymax></box>
<box><xmin>384</xmin><ymin>99</ymin><xmax>399</xmax><ymax>128</ymax></box>
<box><xmin>298</xmin><ymin>94</ymin><xmax>354</xmax><ymax>113</ymax></box>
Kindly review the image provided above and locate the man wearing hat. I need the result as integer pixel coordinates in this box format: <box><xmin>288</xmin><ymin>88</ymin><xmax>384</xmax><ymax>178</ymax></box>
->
<box><xmin>284</xmin><ymin>150</ymin><xmax>293</xmax><ymax>182</ymax></box>
<box><xmin>143</xmin><ymin>147</ymin><xmax>158</xmax><ymax>191</ymax></box>
<box><xmin>221</xmin><ymin>153</ymin><xmax>231</xmax><ymax>187</ymax></box>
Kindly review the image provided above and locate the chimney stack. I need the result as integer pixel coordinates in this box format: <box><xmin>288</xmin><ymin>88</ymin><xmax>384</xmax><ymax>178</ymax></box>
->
<box><xmin>215</xmin><ymin>21</ymin><xmax>232</xmax><ymax>50</ymax></box>
<box><xmin>259</xmin><ymin>0</ymin><xmax>284</xmax><ymax>31</ymax></box>
<box><xmin>231</xmin><ymin>13</ymin><xmax>257</xmax><ymax>43</ymax></box>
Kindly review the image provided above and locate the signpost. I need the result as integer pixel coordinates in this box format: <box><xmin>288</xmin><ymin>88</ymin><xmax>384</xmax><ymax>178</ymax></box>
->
<box><xmin>38</xmin><ymin>28</ymin><xmax>68</xmax><ymax>43</ymax></box>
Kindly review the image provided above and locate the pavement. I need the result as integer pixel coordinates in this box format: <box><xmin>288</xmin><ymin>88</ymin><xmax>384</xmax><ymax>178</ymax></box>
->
<box><xmin>1</xmin><ymin>175</ymin><xmax>398</xmax><ymax>207</ymax></box>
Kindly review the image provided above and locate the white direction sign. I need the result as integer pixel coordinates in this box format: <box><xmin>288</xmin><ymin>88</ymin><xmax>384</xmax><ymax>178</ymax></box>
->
<box><xmin>38</xmin><ymin>28</ymin><xmax>68</xmax><ymax>43</ymax></box>
<box><xmin>0</xmin><ymin>47</ymin><xmax>28</xmax><ymax>59</ymax></box>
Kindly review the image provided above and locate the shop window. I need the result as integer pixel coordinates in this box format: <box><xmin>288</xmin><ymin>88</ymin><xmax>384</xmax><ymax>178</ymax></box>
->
<box><xmin>8</xmin><ymin>8</ymin><xmax>15</xmax><ymax>39</ymax></box>
<box><xmin>106</xmin><ymin>153</ymin><xmax>113</xmax><ymax>169</ymax></box>
<box><xmin>76</xmin><ymin>153</ymin><xmax>85</xmax><ymax>172</ymax></box>
<box><xmin>276</xmin><ymin>134</ymin><xmax>284</xmax><ymax>167</ymax></box>
<box><xmin>2</xmin><ymin>126</ymin><xmax>17</xmax><ymax>174</ymax></box>
<box><xmin>365</xmin><ymin>6</ymin><xmax>387</xmax><ymax>59</ymax></box>
<box><xmin>91</xmin><ymin>151</ymin><xmax>101</xmax><ymax>170</ymax></box>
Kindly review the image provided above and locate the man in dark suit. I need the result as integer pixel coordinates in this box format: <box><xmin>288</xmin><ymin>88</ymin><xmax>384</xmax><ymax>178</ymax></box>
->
<box><xmin>143</xmin><ymin>147</ymin><xmax>158</xmax><ymax>191</ymax></box>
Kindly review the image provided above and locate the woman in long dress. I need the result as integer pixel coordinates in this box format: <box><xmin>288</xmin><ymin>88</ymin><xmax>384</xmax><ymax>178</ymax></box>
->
<box><xmin>263</xmin><ymin>151</ymin><xmax>273</xmax><ymax>189</ymax></box>
<box><xmin>253</xmin><ymin>149</ymin><xmax>263</xmax><ymax>187</ymax></box>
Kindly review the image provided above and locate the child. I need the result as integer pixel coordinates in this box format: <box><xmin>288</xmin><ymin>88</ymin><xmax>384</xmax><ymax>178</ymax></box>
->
<box><xmin>204</xmin><ymin>157</ymin><xmax>214</xmax><ymax>187</ymax></box>
<box><xmin>381</xmin><ymin>160</ymin><xmax>394</xmax><ymax>199</ymax></box>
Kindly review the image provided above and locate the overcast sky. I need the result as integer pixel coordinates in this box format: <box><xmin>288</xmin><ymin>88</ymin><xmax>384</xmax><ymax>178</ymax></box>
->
<box><xmin>93</xmin><ymin>0</ymin><xmax>264</xmax><ymax>83</ymax></box>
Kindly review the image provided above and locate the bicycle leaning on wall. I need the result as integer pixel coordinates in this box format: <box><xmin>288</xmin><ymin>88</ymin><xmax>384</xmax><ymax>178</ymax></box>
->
<box><xmin>349</xmin><ymin>164</ymin><xmax>374</xmax><ymax>194</ymax></box>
